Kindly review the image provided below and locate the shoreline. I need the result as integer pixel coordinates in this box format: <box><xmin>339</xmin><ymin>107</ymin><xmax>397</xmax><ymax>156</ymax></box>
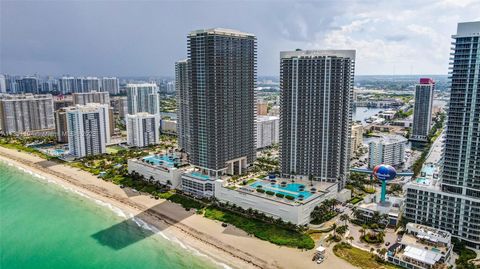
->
<box><xmin>0</xmin><ymin>148</ymin><xmax>264</xmax><ymax>269</ymax></box>
<box><xmin>0</xmin><ymin>146</ymin><xmax>357</xmax><ymax>269</ymax></box>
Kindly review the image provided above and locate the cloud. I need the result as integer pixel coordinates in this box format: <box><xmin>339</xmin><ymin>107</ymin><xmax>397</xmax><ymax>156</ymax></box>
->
<box><xmin>0</xmin><ymin>0</ymin><xmax>478</xmax><ymax>76</ymax></box>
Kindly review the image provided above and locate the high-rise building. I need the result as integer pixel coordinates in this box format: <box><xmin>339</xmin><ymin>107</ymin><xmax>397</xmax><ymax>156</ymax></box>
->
<box><xmin>55</xmin><ymin>108</ymin><xmax>68</xmax><ymax>143</ymax></box>
<box><xmin>126</xmin><ymin>113</ymin><xmax>160</xmax><ymax>147</ymax></box>
<box><xmin>0</xmin><ymin>94</ymin><xmax>54</xmax><ymax>134</ymax></box>
<box><xmin>0</xmin><ymin>74</ymin><xmax>6</xmax><ymax>93</ymax></box>
<box><xmin>368</xmin><ymin>135</ymin><xmax>407</xmax><ymax>169</ymax></box>
<box><xmin>351</xmin><ymin>124</ymin><xmax>364</xmax><ymax>156</ymax></box>
<box><xmin>66</xmin><ymin>103</ymin><xmax>110</xmax><ymax>158</ymax></box>
<box><xmin>101</xmin><ymin>77</ymin><xmax>120</xmax><ymax>95</ymax></box>
<box><xmin>81</xmin><ymin>77</ymin><xmax>101</xmax><ymax>92</ymax></box>
<box><xmin>111</xmin><ymin>96</ymin><xmax>128</xmax><ymax>119</ymax></box>
<box><xmin>72</xmin><ymin>91</ymin><xmax>110</xmax><ymax>105</ymax></box>
<box><xmin>411</xmin><ymin>78</ymin><xmax>435</xmax><ymax>142</ymax></box>
<box><xmin>256</xmin><ymin>115</ymin><xmax>279</xmax><ymax>149</ymax></box>
<box><xmin>279</xmin><ymin>50</ymin><xmax>355</xmax><ymax>188</ymax></box>
<box><xmin>59</xmin><ymin>76</ymin><xmax>76</xmax><ymax>94</ymax></box>
<box><xmin>404</xmin><ymin>21</ymin><xmax>480</xmax><ymax>249</ymax></box>
<box><xmin>53</xmin><ymin>95</ymin><xmax>74</xmax><ymax>111</ymax></box>
<box><xmin>175</xmin><ymin>59</ymin><xmax>190</xmax><ymax>153</ymax></box>
<box><xmin>187</xmin><ymin>28</ymin><xmax>256</xmax><ymax>176</ymax></box>
<box><xmin>16</xmin><ymin>77</ymin><xmax>39</xmax><ymax>94</ymax></box>
<box><xmin>126</xmin><ymin>83</ymin><xmax>160</xmax><ymax>115</ymax></box>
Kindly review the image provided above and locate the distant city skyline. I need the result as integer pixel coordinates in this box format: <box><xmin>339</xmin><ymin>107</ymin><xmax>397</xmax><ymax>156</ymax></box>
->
<box><xmin>1</xmin><ymin>0</ymin><xmax>479</xmax><ymax>76</ymax></box>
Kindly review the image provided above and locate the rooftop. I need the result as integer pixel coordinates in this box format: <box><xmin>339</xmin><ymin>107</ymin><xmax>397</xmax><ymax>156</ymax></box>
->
<box><xmin>280</xmin><ymin>50</ymin><xmax>356</xmax><ymax>60</ymax></box>
<box><xmin>189</xmin><ymin>28</ymin><xmax>255</xmax><ymax>38</ymax></box>
<box><xmin>183</xmin><ymin>171</ymin><xmax>214</xmax><ymax>181</ymax></box>
<box><xmin>141</xmin><ymin>154</ymin><xmax>184</xmax><ymax>169</ymax></box>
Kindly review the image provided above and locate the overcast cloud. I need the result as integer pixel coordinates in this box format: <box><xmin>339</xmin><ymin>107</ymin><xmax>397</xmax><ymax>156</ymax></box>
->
<box><xmin>1</xmin><ymin>0</ymin><xmax>479</xmax><ymax>76</ymax></box>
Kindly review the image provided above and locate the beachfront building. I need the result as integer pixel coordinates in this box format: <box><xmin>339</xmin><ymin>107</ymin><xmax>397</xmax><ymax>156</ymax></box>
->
<box><xmin>66</xmin><ymin>103</ymin><xmax>110</xmax><ymax>158</ymax></box>
<box><xmin>351</xmin><ymin>124</ymin><xmax>364</xmax><ymax>156</ymax></box>
<box><xmin>387</xmin><ymin>223</ymin><xmax>452</xmax><ymax>269</ymax></box>
<box><xmin>368</xmin><ymin>135</ymin><xmax>407</xmax><ymax>169</ymax></box>
<box><xmin>187</xmin><ymin>28</ymin><xmax>256</xmax><ymax>176</ymax></box>
<box><xmin>127</xmin><ymin>154</ymin><xmax>189</xmax><ymax>189</ymax></box>
<box><xmin>404</xmin><ymin>21</ymin><xmax>480</xmax><ymax>249</ymax></box>
<box><xmin>214</xmin><ymin>177</ymin><xmax>338</xmax><ymax>225</ymax></box>
<box><xmin>126</xmin><ymin>113</ymin><xmax>160</xmax><ymax>147</ymax></box>
<box><xmin>0</xmin><ymin>94</ymin><xmax>55</xmax><ymax>135</ymax></box>
<box><xmin>256</xmin><ymin>115</ymin><xmax>279</xmax><ymax>149</ymax></box>
<box><xmin>279</xmin><ymin>50</ymin><xmax>355</xmax><ymax>189</ymax></box>
<box><xmin>101</xmin><ymin>77</ymin><xmax>120</xmax><ymax>95</ymax></box>
<box><xmin>411</xmin><ymin>78</ymin><xmax>435</xmax><ymax>142</ymax></box>
<box><xmin>72</xmin><ymin>91</ymin><xmax>110</xmax><ymax>106</ymax></box>
<box><xmin>355</xmin><ymin>196</ymin><xmax>404</xmax><ymax>227</ymax></box>
<box><xmin>175</xmin><ymin>59</ymin><xmax>190</xmax><ymax>153</ymax></box>
<box><xmin>126</xmin><ymin>83</ymin><xmax>160</xmax><ymax>115</ymax></box>
<box><xmin>55</xmin><ymin>108</ymin><xmax>68</xmax><ymax>143</ymax></box>
<box><xmin>181</xmin><ymin>171</ymin><xmax>217</xmax><ymax>198</ymax></box>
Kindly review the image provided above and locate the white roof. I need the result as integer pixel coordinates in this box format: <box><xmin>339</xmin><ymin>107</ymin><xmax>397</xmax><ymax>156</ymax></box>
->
<box><xmin>316</xmin><ymin>246</ymin><xmax>326</xmax><ymax>252</ymax></box>
<box><xmin>403</xmin><ymin>246</ymin><xmax>442</xmax><ymax>265</ymax></box>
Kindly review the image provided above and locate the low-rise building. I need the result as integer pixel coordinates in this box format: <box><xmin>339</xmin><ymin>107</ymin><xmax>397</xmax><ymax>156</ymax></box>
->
<box><xmin>214</xmin><ymin>178</ymin><xmax>338</xmax><ymax>225</ymax></box>
<box><xmin>127</xmin><ymin>153</ymin><xmax>189</xmax><ymax>189</ymax></box>
<box><xmin>256</xmin><ymin>102</ymin><xmax>268</xmax><ymax>115</ymax></box>
<box><xmin>256</xmin><ymin>115</ymin><xmax>279</xmax><ymax>149</ymax></box>
<box><xmin>161</xmin><ymin>119</ymin><xmax>177</xmax><ymax>135</ymax></box>
<box><xmin>181</xmin><ymin>171</ymin><xmax>217</xmax><ymax>198</ymax></box>
<box><xmin>356</xmin><ymin>196</ymin><xmax>404</xmax><ymax>227</ymax></box>
<box><xmin>387</xmin><ymin>223</ymin><xmax>452</xmax><ymax>269</ymax></box>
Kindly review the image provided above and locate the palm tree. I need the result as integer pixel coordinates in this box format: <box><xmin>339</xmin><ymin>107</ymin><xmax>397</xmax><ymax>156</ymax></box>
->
<box><xmin>340</xmin><ymin>213</ymin><xmax>350</xmax><ymax>226</ymax></box>
<box><xmin>332</xmin><ymin>223</ymin><xmax>337</xmax><ymax>237</ymax></box>
<box><xmin>309</xmin><ymin>174</ymin><xmax>314</xmax><ymax>186</ymax></box>
<box><xmin>359</xmin><ymin>228</ymin><xmax>365</xmax><ymax>237</ymax></box>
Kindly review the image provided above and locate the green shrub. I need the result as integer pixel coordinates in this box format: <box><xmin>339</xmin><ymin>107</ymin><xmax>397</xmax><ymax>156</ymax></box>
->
<box><xmin>266</xmin><ymin>190</ymin><xmax>275</xmax><ymax>196</ymax></box>
<box><xmin>285</xmin><ymin>195</ymin><xmax>295</xmax><ymax>200</ymax></box>
<box><xmin>204</xmin><ymin>206</ymin><xmax>314</xmax><ymax>249</ymax></box>
<box><xmin>257</xmin><ymin>188</ymin><xmax>265</xmax><ymax>193</ymax></box>
<box><xmin>276</xmin><ymin>193</ymin><xmax>285</xmax><ymax>198</ymax></box>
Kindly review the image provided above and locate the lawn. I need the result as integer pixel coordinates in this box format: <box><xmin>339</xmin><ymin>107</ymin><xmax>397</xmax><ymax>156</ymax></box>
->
<box><xmin>167</xmin><ymin>194</ymin><xmax>204</xmax><ymax>210</ymax></box>
<box><xmin>333</xmin><ymin>242</ymin><xmax>401</xmax><ymax>269</ymax></box>
<box><xmin>350</xmin><ymin>196</ymin><xmax>363</xmax><ymax>204</ymax></box>
<box><xmin>204</xmin><ymin>206</ymin><xmax>314</xmax><ymax>249</ymax></box>
<box><xmin>106</xmin><ymin>145</ymin><xmax>124</xmax><ymax>154</ymax></box>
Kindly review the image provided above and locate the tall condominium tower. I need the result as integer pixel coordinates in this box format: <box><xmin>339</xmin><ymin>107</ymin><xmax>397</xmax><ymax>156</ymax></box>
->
<box><xmin>66</xmin><ymin>103</ymin><xmax>110</xmax><ymax>158</ymax></box>
<box><xmin>81</xmin><ymin>77</ymin><xmax>101</xmax><ymax>92</ymax></box>
<box><xmin>188</xmin><ymin>28</ymin><xmax>256</xmax><ymax>176</ymax></box>
<box><xmin>15</xmin><ymin>77</ymin><xmax>39</xmax><ymax>94</ymax></box>
<box><xmin>72</xmin><ymin>91</ymin><xmax>110</xmax><ymax>105</ymax></box>
<box><xmin>55</xmin><ymin>108</ymin><xmax>68</xmax><ymax>143</ymax></box>
<box><xmin>126</xmin><ymin>113</ymin><xmax>160</xmax><ymax>147</ymax></box>
<box><xmin>280</xmin><ymin>50</ymin><xmax>355</xmax><ymax>189</ymax></box>
<box><xmin>404</xmin><ymin>21</ymin><xmax>480</xmax><ymax>249</ymax></box>
<box><xmin>101</xmin><ymin>77</ymin><xmax>120</xmax><ymax>95</ymax></box>
<box><xmin>411</xmin><ymin>78</ymin><xmax>435</xmax><ymax>142</ymax></box>
<box><xmin>175</xmin><ymin>59</ymin><xmax>190</xmax><ymax>153</ymax></box>
<box><xmin>126</xmin><ymin>83</ymin><xmax>160</xmax><ymax>115</ymax></box>
<box><xmin>59</xmin><ymin>77</ymin><xmax>76</xmax><ymax>94</ymax></box>
<box><xmin>0</xmin><ymin>94</ymin><xmax>54</xmax><ymax>134</ymax></box>
<box><xmin>0</xmin><ymin>75</ymin><xmax>7</xmax><ymax>93</ymax></box>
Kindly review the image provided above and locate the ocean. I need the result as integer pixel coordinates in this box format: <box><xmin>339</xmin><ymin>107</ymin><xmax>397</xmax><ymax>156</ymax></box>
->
<box><xmin>0</xmin><ymin>161</ymin><xmax>223</xmax><ymax>269</ymax></box>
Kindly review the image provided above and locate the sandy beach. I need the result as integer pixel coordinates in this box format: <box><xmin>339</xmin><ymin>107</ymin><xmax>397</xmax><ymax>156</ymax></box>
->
<box><xmin>0</xmin><ymin>146</ymin><xmax>356</xmax><ymax>269</ymax></box>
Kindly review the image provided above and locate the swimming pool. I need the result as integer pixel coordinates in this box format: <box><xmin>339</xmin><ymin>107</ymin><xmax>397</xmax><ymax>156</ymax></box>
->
<box><xmin>421</xmin><ymin>164</ymin><xmax>436</xmax><ymax>176</ymax></box>
<box><xmin>250</xmin><ymin>181</ymin><xmax>313</xmax><ymax>200</ymax></box>
<box><xmin>143</xmin><ymin>155</ymin><xmax>179</xmax><ymax>167</ymax></box>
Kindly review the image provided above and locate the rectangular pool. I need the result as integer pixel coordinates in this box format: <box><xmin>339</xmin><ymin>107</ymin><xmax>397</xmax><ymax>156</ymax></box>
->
<box><xmin>250</xmin><ymin>181</ymin><xmax>313</xmax><ymax>200</ymax></box>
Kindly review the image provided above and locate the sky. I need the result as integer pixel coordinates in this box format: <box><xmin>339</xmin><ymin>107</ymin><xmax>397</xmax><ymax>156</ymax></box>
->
<box><xmin>1</xmin><ymin>0</ymin><xmax>479</xmax><ymax>77</ymax></box>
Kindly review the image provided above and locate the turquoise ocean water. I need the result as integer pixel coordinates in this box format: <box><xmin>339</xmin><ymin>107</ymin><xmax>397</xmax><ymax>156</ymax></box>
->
<box><xmin>0</xmin><ymin>161</ymin><xmax>222</xmax><ymax>269</ymax></box>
